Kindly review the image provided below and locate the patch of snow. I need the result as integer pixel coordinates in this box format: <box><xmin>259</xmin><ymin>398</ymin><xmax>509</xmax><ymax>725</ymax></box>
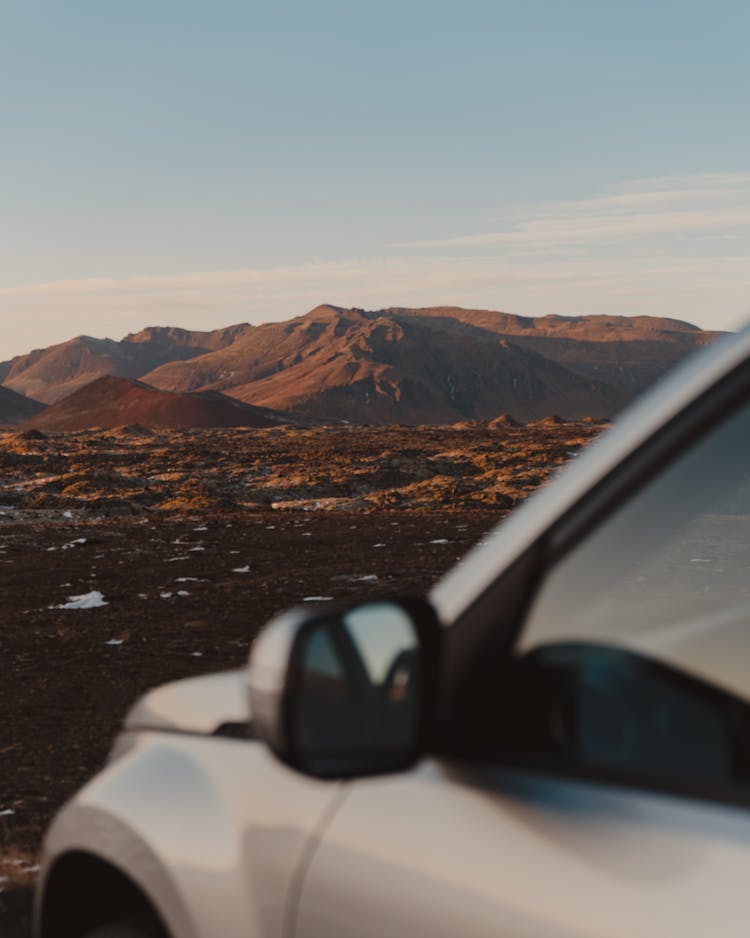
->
<box><xmin>53</xmin><ymin>591</ymin><xmax>108</xmax><ymax>610</ymax></box>
<box><xmin>373</xmin><ymin>543</ymin><xmax>386</xmax><ymax>548</ymax></box>
<box><xmin>430</xmin><ymin>539</ymin><xmax>450</xmax><ymax>544</ymax></box>
<box><xmin>104</xmin><ymin>639</ymin><xmax>124</xmax><ymax>646</ymax></box>
<box><xmin>160</xmin><ymin>592</ymin><xmax>173</xmax><ymax>599</ymax></box>
<box><xmin>166</xmin><ymin>556</ymin><xmax>190</xmax><ymax>562</ymax></box>
<box><xmin>177</xmin><ymin>590</ymin><xmax>189</xmax><ymax>597</ymax></box>
<box><xmin>175</xmin><ymin>577</ymin><xmax>200</xmax><ymax>583</ymax></box>
<box><xmin>188</xmin><ymin>546</ymin><xmax>205</xmax><ymax>552</ymax></box>
<box><xmin>233</xmin><ymin>565</ymin><xmax>250</xmax><ymax>573</ymax></box>
<box><xmin>62</xmin><ymin>538</ymin><xmax>87</xmax><ymax>550</ymax></box>
<box><xmin>191</xmin><ymin>652</ymin><xmax>203</xmax><ymax>657</ymax></box>
<box><xmin>194</xmin><ymin>526</ymin><xmax>208</xmax><ymax>532</ymax></box>
<box><xmin>304</xmin><ymin>596</ymin><xmax>333</xmax><ymax>602</ymax></box>
<box><xmin>353</xmin><ymin>574</ymin><xmax>379</xmax><ymax>582</ymax></box>
<box><xmin>0</xmin><ymin>808</ymin><xmax>15</xmax><ymax>816</ymax></box>
<box><xmin>63</xmin><ymin>510</ymin><xmax>73</xmax><ymax>519</ymax></box>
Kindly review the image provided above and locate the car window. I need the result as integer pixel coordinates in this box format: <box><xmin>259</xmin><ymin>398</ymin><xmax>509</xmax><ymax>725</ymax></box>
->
<box><xmin>520</xmin><ymin>393</ymin><xmax>750</xmax><ymax>702</ymax></box>
<box><xmin>456</xmin><ymin>389</ymin><xmax>750</xmax><ymax>802</ymax></box>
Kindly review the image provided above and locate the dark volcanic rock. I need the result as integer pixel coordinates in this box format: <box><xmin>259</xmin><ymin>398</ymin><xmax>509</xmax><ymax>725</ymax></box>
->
<box><xmin>0</xmin><ymin>420</ymin><xmax>608</xmax><ymax>517</ymax></box>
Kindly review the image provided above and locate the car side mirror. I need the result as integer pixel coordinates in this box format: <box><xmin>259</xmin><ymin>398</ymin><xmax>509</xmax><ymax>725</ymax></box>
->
<box><xmin>247</xmin><ymin>598</ymin><xmax>439</xmax><ymax>778</ymax></box>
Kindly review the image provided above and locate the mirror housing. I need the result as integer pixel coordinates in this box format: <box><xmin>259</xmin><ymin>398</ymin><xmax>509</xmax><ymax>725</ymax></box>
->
<box><xmin>247</xmin><ymin>598</ymin><xmax>440</xmax><ymax>778</ymax></box>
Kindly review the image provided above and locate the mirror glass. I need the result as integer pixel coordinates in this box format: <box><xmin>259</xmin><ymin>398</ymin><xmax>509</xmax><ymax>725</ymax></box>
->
<box><xmin>291</xmin><ymin>601</ymin><xmax>422</xmax><ymax>775</ymax></box>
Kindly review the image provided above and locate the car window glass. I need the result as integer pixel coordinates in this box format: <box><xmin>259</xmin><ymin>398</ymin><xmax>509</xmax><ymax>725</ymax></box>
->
<box><xmin>520</xmin><ymin>395</ymin><xmax>750</xmax><ymax>702</ymax></box>
<box><xmin>457</xmin><ymin>394</ymin><xmax>750</xmax><ymax>801</ymax></box>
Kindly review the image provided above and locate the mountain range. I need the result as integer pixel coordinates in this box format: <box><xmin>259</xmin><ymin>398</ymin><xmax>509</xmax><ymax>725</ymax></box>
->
<box><xmin>0</xmin><ymin>305</ymin><xmax>722</xmax><ymax>427</ymax></box>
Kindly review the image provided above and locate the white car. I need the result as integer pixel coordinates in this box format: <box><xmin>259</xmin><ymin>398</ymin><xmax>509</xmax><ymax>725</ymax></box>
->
<box><xmin>35</xmin><ymin>325</ymin><xmax>750</xmax><ymax>938</ymax></box>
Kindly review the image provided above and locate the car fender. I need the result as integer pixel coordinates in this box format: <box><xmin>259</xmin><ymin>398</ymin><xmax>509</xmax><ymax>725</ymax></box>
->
<box><xmin>39</xmin><ymin>731</ymin><xmax>345</xmax><ymax>938</ymax></box>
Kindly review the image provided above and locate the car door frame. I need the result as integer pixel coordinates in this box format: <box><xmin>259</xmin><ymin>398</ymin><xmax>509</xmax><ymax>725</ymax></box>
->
<box><xmin>430</xmin><ymin>331</ymin><xmax>750</xmax><ymax>814</ymax></box>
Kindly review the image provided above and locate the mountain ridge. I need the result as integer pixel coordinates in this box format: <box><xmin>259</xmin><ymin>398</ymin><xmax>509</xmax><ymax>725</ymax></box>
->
<box><xmin>1</xmin><ymin>324</ymin><xmax>253</xmax><ymax>404</ymax></box>
<box><xmin>3</xmin><ymin>305</ymin><xmax>723</xmax><ymax>424</ymax></box>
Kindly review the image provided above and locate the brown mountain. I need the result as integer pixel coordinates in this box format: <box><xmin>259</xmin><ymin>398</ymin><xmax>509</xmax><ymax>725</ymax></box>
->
<box><xmin>3</xmin><ymin>306</ymin><xmax>722</xmax><ymax>425</ymax></box>
<box><xmin>0</xmin><ymin>387</ymin><xmax>46</xmax><ymax>426</ymax></box>
<box><xmin>141</xmin><ymin>305</ymin><xmax>721</xmax><ymax>423</ymax></box>
<box><xmin>21</xmin><ymin>376</ymin><xmax>288</xmax><ymax>431</ymax></box>
<box><xmin>386</xmin><ymin>306</ymin><xmax>718</xmax><ymax>392</ymax></box>
<box><xmin>0</xmin><ymin>324</ymin><xmax>253</xmax><ymax>404</ymax></box>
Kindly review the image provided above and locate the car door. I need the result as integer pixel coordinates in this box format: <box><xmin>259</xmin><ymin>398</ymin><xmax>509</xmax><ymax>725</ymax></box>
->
<box><xmin>293</xmin><ymin>374</ymin><xmax>750</xmax><ymax>938</ymax></box>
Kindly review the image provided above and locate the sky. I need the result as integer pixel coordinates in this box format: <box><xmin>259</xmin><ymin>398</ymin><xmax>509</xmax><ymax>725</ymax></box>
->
<box><xmin>1</xmin><ymin>0</ymin><xmax>749</xmax><ymax>359</ymax></box>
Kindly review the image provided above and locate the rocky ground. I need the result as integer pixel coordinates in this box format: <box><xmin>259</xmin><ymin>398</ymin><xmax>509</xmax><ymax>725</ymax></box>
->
<box><xmin>0</xmin><ymin>417</ymin><xmax>604</xmax><ymax>516</ymax></box>
<box><xmin>0</xmin><ymin>419</ymin><xmax>605</xmax><ymax>934</ymax></box>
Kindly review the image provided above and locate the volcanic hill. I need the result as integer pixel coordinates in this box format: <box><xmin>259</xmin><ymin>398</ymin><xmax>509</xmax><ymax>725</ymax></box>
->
<box><xmin>0</xmin><ymin>324</ymin><xmax>252</xmax><ymax>404</ymax></box>
<box><xmin>3</xmin><ymin>305</ymin><xmax>722</xmax><ymax>424</ymax></box>
<box><xmin>0</xmin><ymin>386</ymin><xmax>45</xmax><ymax>426</ymax></box>
<box><xmin>21</xmin><ymin>376</ymin><xmax>288</xmax><ymax>431</ymax></box>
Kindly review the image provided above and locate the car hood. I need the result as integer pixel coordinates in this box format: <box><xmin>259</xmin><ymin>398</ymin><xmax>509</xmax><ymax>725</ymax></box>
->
<box><xmin>124</xmin><ymin>668</ymin><xmax>250</xmax><ymax>735</ymax></box>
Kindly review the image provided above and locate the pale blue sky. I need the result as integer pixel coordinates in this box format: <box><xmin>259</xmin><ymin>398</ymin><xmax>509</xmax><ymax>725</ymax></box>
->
<box><xmin>1</xmin><ymin>0</ymin><xmax>749</xmax><ymax>358</ymax></box>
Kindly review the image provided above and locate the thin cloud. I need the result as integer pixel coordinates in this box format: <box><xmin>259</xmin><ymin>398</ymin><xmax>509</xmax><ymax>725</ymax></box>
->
<box><xmin>397</xmin><ymin>172</ymin><xmax>750</xmax><ymax>249</ymax></box>
<box><xmin>1</xmin><ymin>252</ymin><xmax>748</xmax><ymax>361</ymax></box>
<box><xmin>1</xmin><ymin>172</ymin><xmax>749</xmax><ymax>359</ymax></box>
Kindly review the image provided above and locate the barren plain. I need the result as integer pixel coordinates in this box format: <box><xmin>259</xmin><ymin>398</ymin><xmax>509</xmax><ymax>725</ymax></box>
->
<box><xmin>0</xmin><ymin>418</ymin><xmax>605</xmax><ymax>933</ymax></box>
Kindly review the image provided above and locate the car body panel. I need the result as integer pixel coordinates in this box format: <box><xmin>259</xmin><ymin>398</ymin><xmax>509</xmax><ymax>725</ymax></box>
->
<box><xmin>298</xmin><ymin>760</ymin><xmax>750</xmax><ymax>938</ymax></box>
<box><xmin>124</xmin><ymin>670</ymin><xmax>249</xmax><ymax>735</ymax></box>
<box><xmin>38</xmin><ymin>732</ymin><xmax>343</xmax><ymax>938</ymax></box>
